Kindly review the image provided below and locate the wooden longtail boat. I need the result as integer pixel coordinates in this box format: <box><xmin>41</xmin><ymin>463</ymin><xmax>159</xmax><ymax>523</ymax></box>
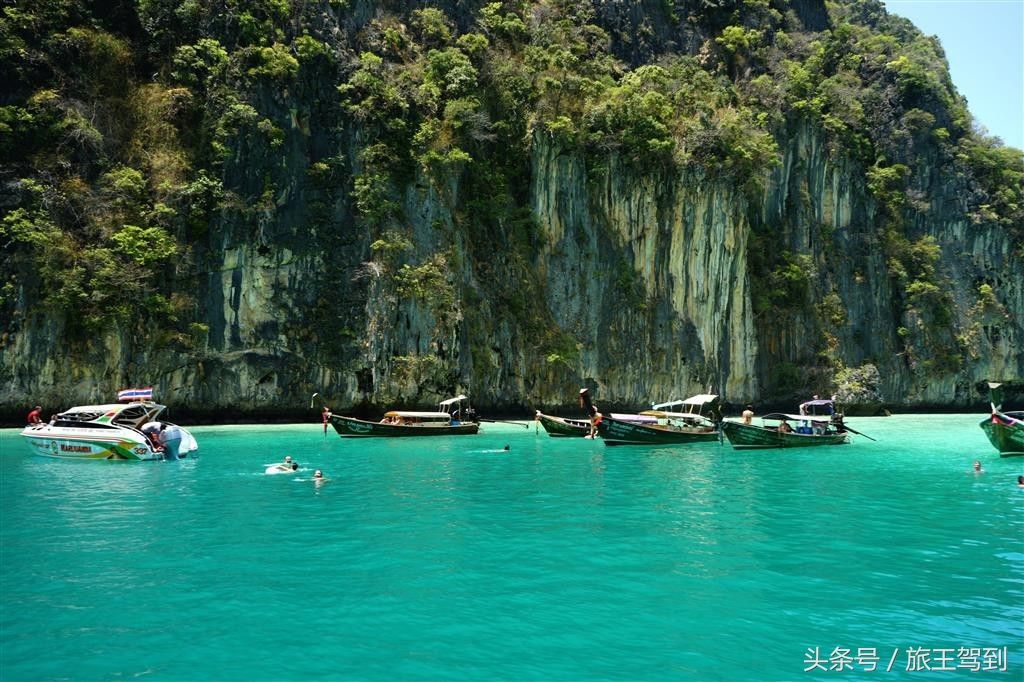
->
<box><xmin>534</xmin><ymin>411</ymin><xmax>592</xmax><ymax>437</ymax></box>
<box><xmin>328</xmin><ymin>395</ymin><xmax>480</xmax><ymax>437</ymax></box>
<box><xmin>722</xmin><ymin>410</ymin><xmax>849</xmax><ymax>449</ymax></box>
<box><xmin>534</xmin><ymin>410</ymin><xmax>663</xmax><ymax>438</ymax></box>
<box><xmin>979</xmin><ymin>382</ymin><xmax>1024</xmax><ymax>457</ymax></box>
<box><xmin>597</xmin><ymin>394</ymin><xmax>721</xmax><ymax>446</ymax></box>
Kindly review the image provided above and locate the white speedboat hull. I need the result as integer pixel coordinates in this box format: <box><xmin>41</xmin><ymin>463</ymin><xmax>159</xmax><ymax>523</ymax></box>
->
<box><xmin>21</xmin><ymin>422</ymin><xmax>199</xmax><ymax>461</ymax></box>
<box><xmin>22</xmin><ymin>425</ymin><xmax>162</xmax><ymax>460</ymax></box>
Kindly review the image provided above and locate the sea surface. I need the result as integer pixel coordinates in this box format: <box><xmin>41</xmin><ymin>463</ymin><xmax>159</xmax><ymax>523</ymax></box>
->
<box><xmin>1</xmin><ymin>414</ymin><xmax>1021</xmax><ymax>681</ymax></box>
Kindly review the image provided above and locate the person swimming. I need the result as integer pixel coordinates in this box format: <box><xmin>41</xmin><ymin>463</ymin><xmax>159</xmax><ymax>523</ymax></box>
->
<box><xmin>266</xmin><ymin>458</ymin><xmax>299</xmax><ymax>474</ymax></box>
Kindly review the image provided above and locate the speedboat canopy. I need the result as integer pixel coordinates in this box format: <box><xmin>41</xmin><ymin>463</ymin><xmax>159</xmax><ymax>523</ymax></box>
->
<box><xmin>54</xmin><ymin>402</ymin><xmax>167</xmax><ymax>428</ymax></box>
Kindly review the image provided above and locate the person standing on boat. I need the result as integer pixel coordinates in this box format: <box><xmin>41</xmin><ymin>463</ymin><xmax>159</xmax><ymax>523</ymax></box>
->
<box><xmin>141</xmin><ymin>421</ymin><xmax>164</xmax><ymax>453</ymax></box>
<box><xmin>742</xmin><ymin>405</ymin><xmax>754</xmax><ymax>424</ymax></box>
<box><xmin>579</xmin><ymin>388</ymin><xmax>601</xmax><ymax>438</ymax></box>
<box><xmin>26</xmin><ymin>405</ymin><xmax>42</xmax><ymax>425</ymax></box>
<box><xmin>159</xmin><ymin>423</ymin><xmax>183</xmax><ymax>460</ymax></box>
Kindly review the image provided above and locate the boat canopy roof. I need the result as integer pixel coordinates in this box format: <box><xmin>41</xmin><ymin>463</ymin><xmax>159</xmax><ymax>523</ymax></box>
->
<box><xmin>642</xmin><ymin>410</ymin><xmax>714</xmax><ymax>421</ymax></box>
<box><xmin>384</xmin><ymin>411</ymin><xmax>451</xmax><ymax>419</ymax></box>
<box><xmin>762</xmin><ymin>412</ymin><xmax>832</xmax><ymax>423</ymax></box>
<box><xmin>799</xmin><ymin>399</ymin><xmax>835</xmax><ymax>413</ymax></box>
<box><xmin>438</xmin><ymin>395</ymin><xmax>469</xmax><ymax>407</ymax></box>
<box><xmin>609</xmin><ymin>413</ymin><xmax>659</xmax><ymax>423</ymax></box>
<box><xmin>651</xmin><ymin>394</ymin><xmax>718</xmax><ymax>410</ymax></box>
<box><xmin>57</xmin><ymin>402</ymin><xmax>166</xmax><ymax>427</ymax></box>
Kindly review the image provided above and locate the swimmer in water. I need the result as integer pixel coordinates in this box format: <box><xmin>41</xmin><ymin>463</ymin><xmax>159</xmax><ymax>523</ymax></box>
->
<box><xmin>973</xmin><ymin>460</ymin><xmax>983</xmax><ymax>474</ymax></box>
<box><xmin>266</xmin><ymin>459</ymin><xmax>299</xmax><ymax>474</ymax></box>
<box><xmin>503</xmin><ymin>445</ymin><xmax>510</xmax><ymax>451</ymax></box>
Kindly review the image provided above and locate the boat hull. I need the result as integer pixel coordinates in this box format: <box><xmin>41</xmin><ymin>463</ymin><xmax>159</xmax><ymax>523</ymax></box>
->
<box><xmin>536</xmin><ymin>413</ymin><xmax>591</xmax><ymax>437</ymax></box>
<box><xmin>21</xmin><ymin>427</ymin><xmax>161</xmax><ymax>460</ymax></box>
<box><xmin>979</xmin><ymin>415</ymin><xmax>1024</xmax><ymax>456</ymax></box>
<box><xmin>329</xmin><ymin>415</ymin><xmax>479</xmax><ymax>437</ymax></box>
<box><xmin>722</xmin><ymin>421</ymin><xmax>849</xmax><ymax>449</ymax></box>
<box><xmin>597</xmin><ymin>416</ymin><xmax>719</xmax><ymax>446</ymax></box>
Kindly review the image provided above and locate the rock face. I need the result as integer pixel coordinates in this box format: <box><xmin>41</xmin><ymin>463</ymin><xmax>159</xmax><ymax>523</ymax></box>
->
<box><xmin>0</xmin><ymin>1</ymin><xmax>1020</xmax><ymax>420</ymax></box>
<box><xmin>525</xmin><ymin>123</ymin><xmax>1021</xmax><ymax>410</ymax></box>
<box><xmin>2</xmin><ymin>118</ymin><xmax>1018</xmax><ymax>420</ymax></box>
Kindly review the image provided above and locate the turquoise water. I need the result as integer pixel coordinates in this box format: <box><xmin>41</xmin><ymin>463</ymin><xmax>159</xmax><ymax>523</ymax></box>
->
<box><xmin>1</xmin><ymin>415</ymin><xmax>1021</xmax><ymax>681</ymax></box>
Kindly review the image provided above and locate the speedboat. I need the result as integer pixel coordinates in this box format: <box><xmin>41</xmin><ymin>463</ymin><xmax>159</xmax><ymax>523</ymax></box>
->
<box><xmin>20</xmin><ymin>401</ymin><xmax>198</xmax><ymax>461</ymax></box>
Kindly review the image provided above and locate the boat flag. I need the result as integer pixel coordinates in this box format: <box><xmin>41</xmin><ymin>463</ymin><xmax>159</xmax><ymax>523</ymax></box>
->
<box><xmin>118</xmin><ymin>387</ymin><xmax>154</xmax><ymax>402</ymax></box>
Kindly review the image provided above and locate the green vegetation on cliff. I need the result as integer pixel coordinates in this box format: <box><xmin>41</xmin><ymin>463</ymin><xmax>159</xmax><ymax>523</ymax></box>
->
<box><xmin>0</xmin><ymin>0</ymin><xmax>1021</xmax><ymax>409</ymax></box>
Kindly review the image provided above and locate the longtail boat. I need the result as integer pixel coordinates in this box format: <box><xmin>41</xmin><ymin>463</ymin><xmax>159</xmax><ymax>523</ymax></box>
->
<box><xmin>534</xmin><ymin>411</ymin><xmax>592</xmax><ymax>437</ymax></box>
<box><xmin>597</xmin><ymin>394</ymin><xmax>721</xmax><ymax>446</ymax></box>
<box><xmin>979</xmin><ymin>382</ymin><xmax>1024</xmax><ymax>457</ymax></box>
<box><xmin>534</xmin><ymin>410</ymin><xmax>661</xmax><ymax>438</ymax></box>
<box><xmin>328</xmin><ymin>395</ymin><xmax>479</xmax><ymax>437</ymax></box>
<box><xmin>722</xmin><ymin>404</ymin><xmax>850</xmax><ymax>449</ymax></box>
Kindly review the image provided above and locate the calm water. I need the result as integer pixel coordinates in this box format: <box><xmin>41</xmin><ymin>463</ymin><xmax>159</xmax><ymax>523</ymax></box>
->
<box><xmin>1</xmin><ymin>415</ymin><xmax>1021</xmax><ymax>681</ymax></box>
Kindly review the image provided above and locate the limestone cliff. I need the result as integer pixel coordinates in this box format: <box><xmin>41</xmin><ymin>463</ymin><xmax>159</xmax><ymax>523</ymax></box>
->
<box><xmin>1</xmin><ymin>0</ymin><xmax>1021</xmax><ymax>421</ymax></box>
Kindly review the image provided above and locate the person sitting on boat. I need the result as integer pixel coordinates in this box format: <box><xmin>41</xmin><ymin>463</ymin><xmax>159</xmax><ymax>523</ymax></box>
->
<box><xmin>742</xmin><ymin>405</ymin><xmax>754</xmax><ymax>425</ymax></box>
<box><xmin>778</xmin><ymin>420</ymin><xmax>793</xmax><ymax>434</ymax></box>
<box><xmin>26</xmin><ymin>405</ymin><xmax>42</xmax><ymax>426</ymax></box>
<box><xmin>159</xmin><ymin>423</ymin><xmax>184</xmax><ymax>460</ymax></box>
